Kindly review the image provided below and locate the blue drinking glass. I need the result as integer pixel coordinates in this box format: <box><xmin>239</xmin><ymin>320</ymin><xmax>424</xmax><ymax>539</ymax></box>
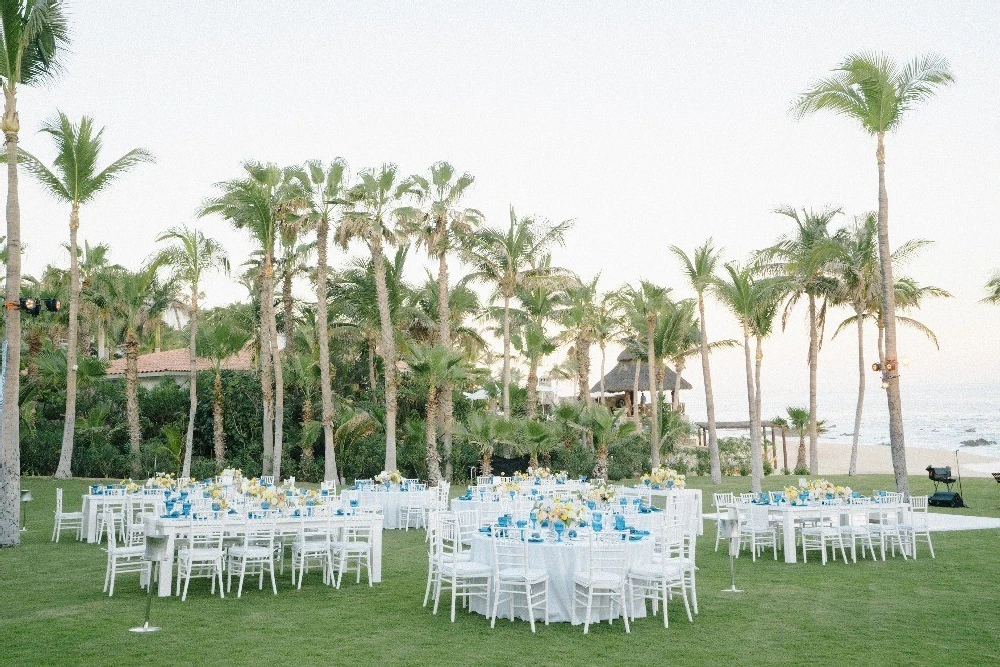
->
<box><xmin>530</xmin><ymin>510</ymin><xmax>537</xmax><ymax>530</ymax></box>
<box><xmin>554</xmin><ymin>519</ymin><xmax>565</xmax><ymax>542</ymax></box>
<box><xmin>593</xmin><ymin>514</ymin><xmax>603</xmax><ymax>533</ymax></box>
<box><xmin>614</xmin><ymin>514</ymin><xmax>626</xmax><ymax>531</ymax></box>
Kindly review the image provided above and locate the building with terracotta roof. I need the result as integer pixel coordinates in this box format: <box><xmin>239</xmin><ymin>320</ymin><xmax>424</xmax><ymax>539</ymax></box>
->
<box><xmin>105</xmin><ymin>348</ymin><xmax>254</xmax><ymax>388</ymax></box>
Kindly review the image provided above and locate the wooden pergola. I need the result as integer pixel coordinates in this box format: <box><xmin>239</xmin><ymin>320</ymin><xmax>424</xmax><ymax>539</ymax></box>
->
<box><xmin>694</xmin><ymin>420</ymin><xmax>790</xmax><ymax>471</ymax></box>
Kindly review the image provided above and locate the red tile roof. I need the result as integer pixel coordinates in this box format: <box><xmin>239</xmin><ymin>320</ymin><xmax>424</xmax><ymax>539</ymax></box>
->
<box><xmin>105</xmin><ymin>347</ymin><xmax>254</xmax><ymax>377</ymax></box>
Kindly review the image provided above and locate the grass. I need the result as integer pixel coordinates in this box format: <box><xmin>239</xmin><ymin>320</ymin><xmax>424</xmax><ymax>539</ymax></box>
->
<box><xmin>2</xmin><ymin>474</ymin><xmax>999</xmax><ymax>666</ymax></box>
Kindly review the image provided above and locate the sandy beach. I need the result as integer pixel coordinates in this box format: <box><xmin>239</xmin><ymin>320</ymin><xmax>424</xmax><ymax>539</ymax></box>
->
<box><xmin>789</xmin><ymin>442</ymin><xmax>1000</xmax><ymax>478</ymax></box>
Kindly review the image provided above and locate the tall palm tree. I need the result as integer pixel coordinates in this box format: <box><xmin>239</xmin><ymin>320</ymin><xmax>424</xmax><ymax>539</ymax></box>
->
<box><xmin>464</xmin><ymin>208</ymin><xmax>572</xmax><ymax>417</ymax></box>
<box><xmin>758</xmin><ymin>206</ymin><xmax>841</xmax><ymax>475</ymax></box>
<box><xmin>592</xmin><ymin>290</ymin><xmax>622</xmax><ymax>403</ymax></box>
<box><xmin>155</xmin><ymin>225</ymin><xmax>228</xmax><ymax>479</ymax></box>
<box><xmin>559</xmin><ymin>274</ymin><xmax>600</xmax><ymax>404</ymax></box>
<box><xmin>197</xmin><ymin>309</ymin><xmax>251</xmax><ymax>468</ymax></box>
<box><xmin>9</xmin><ymin>112</ymin><xmax>151</xmax><ymax>480</ymax></box>
<box><xmin>398</xmin><ymin>162</ymin><xmax>482</xmax><ymax>480</ymax></box>
<box><xmin>299</xmin><ymin>159</ymin><xmax>348</xmax><ymax>483</ymax></box>
<box><xmin>91</xmin><ymin>263</ymin><xmax>175</xmax><ymax>476</ymax></box>
<box><xmin>794</xmin><ymin>52</ymin><xmax>954</xmax><ymax>496</ymax></box>
<box><xmin>0</xmin><ymin>0</ymin><xmax>69</xmax><ymax>545</ymax></box>
<box><xmin>714</xmin><ymin>263</ymin><xmax>784</xmax><ymax>493</ymax></box>
<box><xmin>616</xmin><ymin>280</ymin><xmax>672</xmax><ymax>467</ymax></box>
<box><xmin>75</xmin><ymin>241</ymin><xmax>119</xmax><ymax>360</ymax></box>
<box><xmin>200</xmin><ymin>161</ymin><xmax>304</xmax><ymax>477</ymax></box>
<box><xmin>670</xmin><ymin>239</ymin><xmax>725</xmax><ymax>484</ymax></box>
<box><xmin>338</xmin><ymin>163</ymin><xmax>408</xmax><ymax>471</ymax></box>
<box><xmin>832</xmin><ymin>215</ymin><xmax>947</xmax><ymax>475</ymax></box>
<box><xmin>414</xmin><ymin>273</ymin><xmax>485</xmax><ymax>361</ymax></box>
<box><xmin>405</xmin><ymin>343</ymin><xmax>473</xmax><ymax>484</ymax></box>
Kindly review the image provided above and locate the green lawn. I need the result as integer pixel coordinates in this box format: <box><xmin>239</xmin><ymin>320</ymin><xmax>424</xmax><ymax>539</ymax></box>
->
<box><xmin>2</xmin><ymin>474</ymin><xmax>999</xmax><ymax>666</ymax></box>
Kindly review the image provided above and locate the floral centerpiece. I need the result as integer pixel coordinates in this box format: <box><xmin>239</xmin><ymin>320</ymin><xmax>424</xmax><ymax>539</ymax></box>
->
<box><xmin>534</xmin><ymin>499</ymin><xmax>584</xmax><ymax>527</ymax></box>
<box><xmin>496</xmin><ymin>479</ymin><xmax>521</xmax><ymax>494</ymax></box>
<box><xmin>120</xmin><ymin>478</ymin><xmax>140</xmax><ymax>493</ymax></box>
<box><xmin>526</xmin><ymin>466</ymin><xmax>552</xmax><ymax>480</ymax></box>
<box><xmin>554</xmin><ymin>470</ymin><xmax>569</xmax><ymax>484</ymax></box>
<box><xmin>146</xmin><ymin>472</ymin><xmax>177</xmax><ymax>490</ymax></box>
<box><xmin>587</xmin><ymin>483</ymin><xmax>616</xmax><ymax>504</ymax></box>
<box><xmin>783</xmin><ymin>479</ymin><xmax>851</xmax><ymax>502</ymax></box>
<box><xmin>641</xmin><ymin>466</ymin><xmax>686</xmax><ymax>489</ymax></box>
<box><xmin>375</xmin><ymin>469</ymin><xmax>403</xmax><ymax>486</ymax></box>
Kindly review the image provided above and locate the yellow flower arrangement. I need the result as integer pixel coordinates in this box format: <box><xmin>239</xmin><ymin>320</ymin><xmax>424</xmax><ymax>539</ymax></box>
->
<box><xmin>120</xmin><ymin>479</ymin><xmax>140</xmax><ymax>493</ymax></box>
<box><xmin>640</xmin><ymin>466</ymin><xmax>686</xmax><ymax>488</ymax></box>
<box><xmin>587</xmin><ymin>483</ymin><xmax>616</xmax><ymax>504</ymax></box>
<box><xmin>534</xmin><ymin>499</ymin><xmax>583</xmax><ymax>526</ymax></box>
<box><xmin>146</xmin><ymin>472</ymin><xmax>177</xmax><ymax>489</ymax></box>
<box><xmin>375</xmin><ymin>470</ymin><xmax>403</xmax><ymax>485</ymax></box>
<box><xmin>527</xmin><ymin>466</ymin><xmax>552</xmax><ymax>479</ymax></box>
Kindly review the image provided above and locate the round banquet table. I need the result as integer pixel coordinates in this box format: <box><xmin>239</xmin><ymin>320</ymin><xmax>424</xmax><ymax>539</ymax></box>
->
<box><xmin>467</xmin><ymin>533</ymin><xmax>654</xmax><ymax>624</ymax></box>
<box><xmin>340</xmin><ymin>488</ymin><xmax>430</xmax><ymax>529</ymax></box>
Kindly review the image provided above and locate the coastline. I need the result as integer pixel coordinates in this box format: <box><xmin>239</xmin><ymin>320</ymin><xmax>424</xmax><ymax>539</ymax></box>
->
<box><xmin>789</xmin><ymin>441</ymin><xmax>1000</xmax><ymax>478</ymax></box>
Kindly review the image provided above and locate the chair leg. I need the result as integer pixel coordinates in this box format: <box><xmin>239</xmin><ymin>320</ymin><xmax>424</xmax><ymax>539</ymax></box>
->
<box><xmin>525</xmin><ymin>582</ymin><xmax>536</xmax><ymax>633</ymax></box>
<box><xmin>583</xmin><ymin>589</ymin><xmax>594</xmax><ymax>634</ymax></box>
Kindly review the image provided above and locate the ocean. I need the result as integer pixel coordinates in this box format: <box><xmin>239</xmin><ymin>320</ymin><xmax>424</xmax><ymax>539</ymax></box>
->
<box><xmin>681</xmin><ymin>379</ymin><xmax>1000</xmax><ymax>459</ymax></box>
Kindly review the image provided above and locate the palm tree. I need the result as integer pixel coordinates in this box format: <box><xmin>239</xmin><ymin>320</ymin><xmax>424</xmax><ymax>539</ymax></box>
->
<box><xmin>414</xmin><ymin>273</ymin><xmax>485</xmax><ymax>360</ymax></box>
<box><xmin>197</xmin><ymin>310</ymin><xmax>251</xmax><ymax>468</ymax></box>
<box><xmin>616</xmin><ymin>280</ymin><xmax>672</xmax><ymax>467</ymax></box>
<box><xmin>338</xmin><ymin>163</ymin><xmax>408</xmax><ymax>471</ymax></box>
<box><xmin>459</xmin><ymin>411</ymin><xmax>501</xmax><ymax>477</ymax></box>
<box><xmin>299</xmin><ymin>159</ymin><xmax>348</xmax><ymax>483</ymax></box>
<box><xmin>75</xmin><ymin>241</ymin><xmax>119</xmax><ymax>360</ymax></box>
<box><xmin>517</xmin><ymin>419</ymin><xmax>558</xmax><ymax>469</ymax></box>
<box><xmin>670</xmin><ymin>239</ymin><xmax>725</xmax><ymax>484</ymax></box>
<box><xmin>398</xmin><ymin>162</ymin><xmax>482</xmax><ymax>480</ymax></box>
<box><xmin>155</xmin><ymin>225</ymin><xmax>228</xmax><ymax>479</ymax></box>
<box><xmin>714</xmin><ymin>263</ymin><xmax>784</xmax><ymax>493</ymax></box>
<box><xmin>758</xmin><ymin>206</ymin><xmax>842</xmax><ymax>475</ymax></box>
<box><xmin>592</xmin><ymin>290</ymin><xmax>622</xmax><ymax>403</ymax></box>
<box><xmin>785</xmin><ymin>407</ymin><xmax>810</xmax><ymax>473</ymax></box>
<box><xmin>464</xmin><ymin>208</ymin><xmax>572</xmax><ymax>417</ymax></box>
<box><xmin>832</xmin><ymin>215</ymin><xmax>948</xmax><ymax>475</ymax></box>
<box><xmin>406</xmin><ymin>344</ymin><xmax>473</xmax><ymax>484</ymax></box>
<box><xmin>794</xmin><ymin>52</ymin><xmax>954</xmax><ymax>496</ymax></box>
<box><xmin>578</xmin><ymin>404</ymin><xmax>637</xmax><ymax>481</ymax></box>
<box><xmin>559</xmin><ymin>274</ymin><xmax>600</xmax><ymax>404</ymax></box>
<box><xmin>9</xmin><ymin>112</ymin><xmax>151</xmax><ymax>480</ymax></box>
<box><xmin>0</xmin><ymin>0</ymin><xmax>69</xmax><ymax>545</ymax></box>
<box><xmin>771</xmin><ymin>415</ymin><xmax>790</xmax><ymax>472</ymax></box>
<box><xmin>983</xmin><ymin>272</ymin><xmax>1000</xmax><ymax>304</ymax></box>
<box><xmin>200</xmin><ymin>161</ymin><xmax>304</xmax><ymax>477</ymax></box>
<box><xmin>91</xmin><ymin>263</ymin><xmax>175</xmax><ymax>476</ymax></box>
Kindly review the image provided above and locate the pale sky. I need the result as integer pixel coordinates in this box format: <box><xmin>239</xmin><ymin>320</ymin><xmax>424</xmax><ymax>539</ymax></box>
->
<box><xmin>13</xmin><ymin>1</ymin><xmax>1000</xmax><ymax>420</ymax></box>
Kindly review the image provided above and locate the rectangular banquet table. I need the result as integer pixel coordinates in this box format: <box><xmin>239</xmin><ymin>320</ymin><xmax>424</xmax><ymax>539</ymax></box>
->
<box><xmin>81</xmin><ymin>494</ymin><xmax>131</xmax><ymax>543</ymax></box>
<box><xmin>144</xmin><ymin>513</ymin><xmax>384</xmax><ymax>597</ymax></box>
<box><xmin>733</xmin><ymin>501</ymin><xmax>908</xmax><ymax>564</ymax></box>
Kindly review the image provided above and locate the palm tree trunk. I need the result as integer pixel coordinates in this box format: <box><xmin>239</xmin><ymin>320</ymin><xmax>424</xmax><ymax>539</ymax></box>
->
<box><xmin>796</xmin><ymin>431</ymin><xmax>806</xmax><ymax>472</ymax></box>
<box><xmin>55</xmin><ymin>204</ymin><xmax>82</xmax><ymax>479</ymax></box>
<box><xmin>849</xmin><ymin>310</ymin><xmax>865</xmax><ymax>476</ymax></box>
<box><xmin>425</xmin><ymin>385</ymin><xmax>441</xmax><ymax>484</ymax></box>
<box><xmin>752</xmin><ymin>335</ymin><xmax>764</xmax><ymax>490</ymax></box>
<box><xmin>316</xmin><ymin>212</ymin><xmax>337</xmax><ymax>483</ymax></box>
<box><xmin>260</xmin><ymin>259</ymin><xmax>275</xmax><ymax>476</ymax></box>
<box><xmin>282</xmin><ymin>272</ymin><xmax>294</xmax><ymax>350</ymax></box>
<box><xmin>593</xmin><ymin>443</ymin><xmax>608</xmax><ymax>480</ymax></box>
<box><xmin>742</xmin><ymin>326</ymin><xmax>761</xmax><ymax>493</ymax></box>
<box><xmin>370</xmin><ymin>238</ymin><xmax>398</xmax><ymax>470</ymax></box>
<box><xmin>502</xmin><ymin>293</ymin><xmax>511</xmax><ymax>418</ymax></box>
<box><xmin>367</xmin><ymin>339</ymin><xmax>377</xmax><ymax>393</ymax></box>
<box><xmin>182</xmin><ymin>284</ymin><xmax>197</xmax><ymax>480</ymax></box>
<box><xmin>599</xmin><ymin>340</ymin><xmax>606</xmax><ymax>400</ymax></box>
<box><xmin>270</xmin><ymin>302</ymin><xmax>284</xmax><ymax>479</ymax></box>
<box><xmin>672</xmin><ymin>360</ymin><xmax>683</xmax><ymax>411</ymax></box>
<box><xmin>876</xmin><ymin>134</ymin><xmax>909</xmax><ymax>495</ymax></box>
<box><xmin>781</xmin><ymin>428</ymin><xmax>788</xmax><ymax>472</ymax></box>
<box><xmin>526</xmin><ymin>357</ymin><xmax>538</xmax><ymax>420</ymax></box>
<box><xmin>436</xmin><ymin>248</ymin><xmax>454</xmax><ymax>481</ymax></box>
<box><xmin>646</xmin><ymin>318</ymin><xmax>659</xmax><ymax>469</ymax></box>
<box><xmin>1</xmin><ymin>83</ymin><xmax>23</xmax><ymax>545</ymax></box>
<box><xmin>699</xmin><ymin>295</ymin><xmax>722</xmax><ymax>483</ymax></box>
<box><xmin>807</xmin><ymin>293</ymin><xmax>819</xmax><ymax>475</ymax></box>
<box><xmin>125</xmin><ymin>332</ymin><xmax>143</xmax><ymax>477</ymax></box>
<box><xmin>301</xmin><ymin>396</ymin><xmax>313</xmax><ymax>460</ymax></box>
<box><xmin>97</xmin><ymin>323</ymin><xmax>107</xmax><ymax>360</ymax></box>
<box><xmin>576</xmin><ymin>335</ymin><xmax>591</xmax><ymax>404</ymax></box>
<box><xmin>26</xmin><ymin>326</ymin><xmax>40</xmax><ymax>380</ymax></box>
<box><xmin>632</xmin><ymin>356</ymin><xmax>640</xmax><ymax>426</ymax></box>
<box><xmin>213</xmin><ymin>369</ymin><xmax>225</xmax><ymax>468</ymax></box>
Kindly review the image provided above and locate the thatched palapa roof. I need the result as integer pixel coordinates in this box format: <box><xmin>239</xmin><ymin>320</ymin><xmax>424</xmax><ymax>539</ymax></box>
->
<box><xmin>590</xmin><ymin>350</ymin><xmax>692</xmax><ymax>393</ymax></box>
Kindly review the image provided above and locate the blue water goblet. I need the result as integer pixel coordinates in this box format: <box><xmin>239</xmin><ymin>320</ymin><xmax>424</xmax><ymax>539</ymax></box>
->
<box><xmin>554</xmin><ymin>519</ymin><xmax>565</xmax><ymax>542</ymax></box>
<box><xmin>529</xmin><ymin>510</ymin><xmax>537</xmax><ymax>530</ymax></box>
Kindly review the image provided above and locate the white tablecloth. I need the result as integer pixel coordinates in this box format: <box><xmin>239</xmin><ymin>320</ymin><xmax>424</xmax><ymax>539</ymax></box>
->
<box><xmin>467</xmin><ymin>534</ymin><xmax>654</xmax><ymax>624</ymax></box>
<box><xmin>340</xmin><ymin>489</ymin><xmax>430</xmax><ymax>529</ymax></box>
<box><xmin>81</xmin><ymin>494</ymin><xmax>129</xmax><ymax>542</ymax></box>
<box><xmin>144</xmin><ymin>513</ymin><xmax>384</xmax><ymax>597</ymax></box>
